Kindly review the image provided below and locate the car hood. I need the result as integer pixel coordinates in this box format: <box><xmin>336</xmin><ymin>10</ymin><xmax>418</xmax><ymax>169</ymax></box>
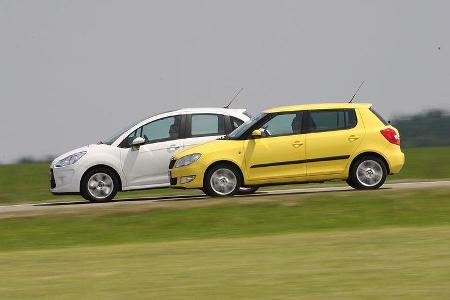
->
<box><xmin>174</xmin><ymin>139</ymin><xmax>244</xmax><ymax>159</ymax></box>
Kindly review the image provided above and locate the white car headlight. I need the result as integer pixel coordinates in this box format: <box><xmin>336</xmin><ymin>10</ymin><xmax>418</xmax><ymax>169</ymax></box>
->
<box><xmin>174</xmin><ymin>153</ymin><xmax>201</xmax><ymax>168</ymax></box>
<box><xmin>55</xmin><ymin>151</ymin><xmax>87</xmax><ymax>168</ymax></box>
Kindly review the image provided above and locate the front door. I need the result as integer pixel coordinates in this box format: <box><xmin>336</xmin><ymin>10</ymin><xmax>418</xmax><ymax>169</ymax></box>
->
<box><xmin>121</xmin><ymin>115</ymin><xmax>184</xmax><ymax>187</ymax></box>
<box><xmin>244</xmin><ymin>112</ymin><xmax>306</xmax><ymax>183</ymax></box>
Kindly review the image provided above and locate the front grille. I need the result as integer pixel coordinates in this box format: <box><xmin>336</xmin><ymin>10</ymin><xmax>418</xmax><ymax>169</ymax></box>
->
<box><xmin>50</xmin><ymin>169</ymin><xmax>56</xmax><ymax>188</ymax></box>
<box><xmin>168</xmin><ymin>158</ymin><xmax>176</xmax><ymax>169</ymax></box>
<box><xmin>170</xmin><ymin>177</ymin><xmax>177</xmax><ymax>185</ymax></box>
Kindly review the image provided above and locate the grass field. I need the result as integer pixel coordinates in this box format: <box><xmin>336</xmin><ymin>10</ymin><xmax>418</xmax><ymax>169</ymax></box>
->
<box><xmin>1</xmin><ymin>188</ymin><xmax>450</xmax><ymax>299</ymax></box>
<box><xmin>1</xmin><ymin>146</ymin><xmax>450</xmax><ymax>205</ymax></box>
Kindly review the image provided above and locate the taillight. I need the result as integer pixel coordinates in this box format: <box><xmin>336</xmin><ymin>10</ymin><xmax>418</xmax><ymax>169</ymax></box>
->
<box><xmin>380</xmin><ymin>128</ymin><xmax>400</xmax><ymax>145</ymax></box>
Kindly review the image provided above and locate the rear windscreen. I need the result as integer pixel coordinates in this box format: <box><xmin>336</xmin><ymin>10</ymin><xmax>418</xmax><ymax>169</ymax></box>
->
<box><xmin>370</xmin><ymin>108</ymin><xmax>389</xmax><ymax>125</ymax></box>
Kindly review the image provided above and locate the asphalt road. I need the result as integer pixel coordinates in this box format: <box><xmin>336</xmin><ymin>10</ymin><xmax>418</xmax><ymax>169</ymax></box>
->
<box><xmin>0</xmin><ymin>180</ymin><xmax>449</xmax><ymax>217</ymax></box>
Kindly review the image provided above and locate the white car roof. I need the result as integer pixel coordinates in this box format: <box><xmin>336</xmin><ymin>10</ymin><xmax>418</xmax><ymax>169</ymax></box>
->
<box><xmin>168</xmin><ymin>107</ymin><xmax>247</xmax><ymax>114</ymax></box>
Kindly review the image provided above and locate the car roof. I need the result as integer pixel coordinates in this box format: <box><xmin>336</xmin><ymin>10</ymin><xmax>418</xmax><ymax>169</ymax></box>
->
<box><xmin>171</xmin><ymin>107</ymin><xmax>246</xmax><ymax>114</ymax></box>
<box><xmin>264</xmin><ymin>103</ymin><xmax>372</xmax><ymax>113</ymax></box>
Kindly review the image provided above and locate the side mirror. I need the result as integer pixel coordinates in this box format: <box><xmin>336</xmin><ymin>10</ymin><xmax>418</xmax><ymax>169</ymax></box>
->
<box><xmin>251</xmin><ymin>129</ymin><xmax>262</xmax><ymax>139</ymax></box>
<box><xmin>131</xmin><ymin>137</ymin><xmax>145</xmax><ymax>150</ymax></box>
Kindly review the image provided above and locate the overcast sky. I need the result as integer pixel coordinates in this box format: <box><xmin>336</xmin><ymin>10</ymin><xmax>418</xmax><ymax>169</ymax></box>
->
<box><xmin>0</xmin><ymin>0</ymin><xmax>449</xmax><ymax>163</ymax></box>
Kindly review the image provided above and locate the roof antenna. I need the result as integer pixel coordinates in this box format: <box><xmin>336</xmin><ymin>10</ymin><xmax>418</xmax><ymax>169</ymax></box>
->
<box><xmin>224</xmin><ymin>88</ymin><xmax>244</xmax><ymax>108</ymax></box>
<box><xmin>349</xmin><ymin>81</ymin><xmax>365</xmax><ymax>103</ymax></box>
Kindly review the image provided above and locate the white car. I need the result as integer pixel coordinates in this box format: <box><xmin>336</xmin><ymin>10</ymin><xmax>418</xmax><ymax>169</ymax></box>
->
<box><xmin>50</xmin><ymin>108</ymin><xmax>250</xmax><ymax>202</ymax></box>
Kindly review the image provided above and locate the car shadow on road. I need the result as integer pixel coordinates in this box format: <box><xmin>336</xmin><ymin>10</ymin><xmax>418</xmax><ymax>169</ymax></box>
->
<box><xmin>34</xmin><ymin>187</ymin><xmax>392</xmax><ymax>207</ymax></box>
<box><xmin>34</xmin><ymin>194</ymin><xmax>208</xmax><ymax>207</ymax></box>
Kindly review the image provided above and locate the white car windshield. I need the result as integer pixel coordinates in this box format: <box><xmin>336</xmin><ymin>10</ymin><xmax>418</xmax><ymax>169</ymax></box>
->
<box><xmin>101</xmin><ymin>117</ymin><xmax>149</xmax><ymax>145</ymax></box>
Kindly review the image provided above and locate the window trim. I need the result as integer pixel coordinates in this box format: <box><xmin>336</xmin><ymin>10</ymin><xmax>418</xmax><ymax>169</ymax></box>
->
<box><xmin>186</xmin><ymin>113</ymin><xmax>225</xmax><ymax>138</ymax></box>
<box><xmin>301</xmin><ymin>109</ymin><xmax>358</xmax><ymax>134</ymax></box>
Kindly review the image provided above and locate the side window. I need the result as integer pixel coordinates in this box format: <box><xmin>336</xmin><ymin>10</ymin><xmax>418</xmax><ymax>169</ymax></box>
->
<box><xmin>231</xmin><ymin>117</ymin><xmax>244</xmax><ymax>130</ymax></box>
<box><xmin>190</xmin><ymin>114</ymin><xmax>224</xmax><ymax>137</ymax></box>
<box><xmin>259</xmin><ymin>112</ymin><xmax>302</xmax><ymax>138</ymax></box>
<box><xmin>304</xmin><ymin>109</ymin><xmax>357</xmax><ymax>133</ymax></box>
<box><xmin>121</xmin><ymin>115</ymin><xmax>181</xmax><ymax>147</ymax></box>
<box><xmin>141</xmin><ymin>116</ymin><xmax>182</xmax><ymax>143</ymax></box>
<box><xmin>228</xmin><ymin>116</ymin><xmax>245</xmax><ymax>133</ymax></box>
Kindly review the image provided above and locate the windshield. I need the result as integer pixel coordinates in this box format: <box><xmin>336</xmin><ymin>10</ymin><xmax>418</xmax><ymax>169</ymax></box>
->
<box><xmin>101</xmin><ymin>117</ymin><xmax>148</xmax><ymax>145</ymax></box>
<box><xmin>226</xmin><ymin>113</ymin><xmax>267</xmax><ymax>140</ymax></box>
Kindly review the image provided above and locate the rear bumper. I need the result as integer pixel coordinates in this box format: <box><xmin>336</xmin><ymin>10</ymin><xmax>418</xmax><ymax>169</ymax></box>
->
<box><xmin>388</xmin><ymin>150</ymin><xmax>405</xmax><ymax>174</ymax></box>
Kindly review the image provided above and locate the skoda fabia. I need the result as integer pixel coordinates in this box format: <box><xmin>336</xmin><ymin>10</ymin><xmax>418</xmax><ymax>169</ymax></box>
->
<box><xmin>169</xmin><ymin>103</ymin><xmax>405</xmax><ymax>196</ymax></box>
<box><xmin>50</xmin><ymin>108</ymin><xmax>250</xmax><ymax>202</ymax></box>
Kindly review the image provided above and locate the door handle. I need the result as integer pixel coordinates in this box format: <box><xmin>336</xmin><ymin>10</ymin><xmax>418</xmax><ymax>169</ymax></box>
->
<box><xmin>348</xmin><ymin>135</ymin><xmax>359</xmax><ymax>142</ymax></box>
<box><xmin>168</xmin><ymin>145</ymin><xmax>182</xmax><ymax>152</ymax></box>
<box><xmin>292</xmin><ymin>141</ymin><xmax>304</xmax><ymax>148</ymax></box>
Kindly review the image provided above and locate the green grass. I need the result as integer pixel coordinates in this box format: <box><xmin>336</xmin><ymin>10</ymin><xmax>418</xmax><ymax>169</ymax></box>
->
<box><xmin>0</xmin><ymin>146</ymin><xmax>449</xmax><ymax>204</ymax></box>
<box><xmin>1</xmin><ymin>188</ymin><xmax>450</xmax><ymax>299</ymax></box>
<box><xmin>2</xmin><ymin>188</ymin><xmax>450</xmax><ymax>252</ymax></box>
<box><xmin>1</xmin><ymin>227</ymin><xmax>449</xmax><ymax>300</ymax></box>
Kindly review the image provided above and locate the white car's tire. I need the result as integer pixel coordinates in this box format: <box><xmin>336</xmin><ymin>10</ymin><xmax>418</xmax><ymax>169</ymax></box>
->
<box><xmin>81</xmin><ymin>167</ymin><xmax>119</xmax><ymax>202</ymax></box>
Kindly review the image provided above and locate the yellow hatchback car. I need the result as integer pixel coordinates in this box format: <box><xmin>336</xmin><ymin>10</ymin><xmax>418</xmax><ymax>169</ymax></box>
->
<box><xmin>169</xmin><ymin>103</ymin><xmax>405</xmax><ymax>196</ymax></box>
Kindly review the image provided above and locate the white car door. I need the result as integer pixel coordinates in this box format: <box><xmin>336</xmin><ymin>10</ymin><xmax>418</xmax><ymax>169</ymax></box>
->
<box><xmin>182</xmin><ymin>113</ymin><xmax>226</xmax><ymax>148</ymax></box>
<box><xmin>120</xmin><ymin>115</ymin><xmax>184</xmax><ymax>188</ymax></box>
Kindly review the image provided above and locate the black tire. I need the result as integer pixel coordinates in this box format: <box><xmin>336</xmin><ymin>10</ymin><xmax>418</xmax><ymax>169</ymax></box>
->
<box><xmin>80</xmin><ymin>167</ymin><xmax>119</xmax><ymax>202</ymax></box>
<box><xmin>203</xmin><ymin>163</ymin><xmax>242</xmax><ymax>197</ymax></box>
<box><xmin>348</xmin><ymin>155</ymin><xmax>387</xmax><ymax>190</ymax></box>
<box><xmin>238</xmin><ymin>186</ymin><xmax>259</xmax><ymax>195</ymax></box>
<box><xmin>346</xmin><ymin>178</ymin><xmax>358</xmax><ymax>189</ymax></box>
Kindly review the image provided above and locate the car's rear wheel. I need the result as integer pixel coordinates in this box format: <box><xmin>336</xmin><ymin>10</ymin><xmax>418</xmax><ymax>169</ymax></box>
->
<box><xmin>348</xmin><ymin>155</ymin><xmax>387</xmax><ymax>190</ymax></box>
<box><xmin>238</xmin><ymin>186</ymin><xmax>259</xmax><ymax>195</ymax></box>
<box><xmin>203</xmin><ymin>164</ymin><xmax>242</xmax><ymax>197</ymax></box>
<box><xmin>81</xmin><ymin>167</ymin><xmax>119</xmax><ymax>202</ymax></box>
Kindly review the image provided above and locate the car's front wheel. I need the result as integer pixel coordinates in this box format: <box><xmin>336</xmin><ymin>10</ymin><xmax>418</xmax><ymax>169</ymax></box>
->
<box><xmin>81</xmin><ymin>167</ymin><xmax>119</xmax><ymax>202</ymax></box>
<box><xmin>203</xmin><ymin>164</ymin><xmax>242</xmax><ymax>197</ymax></box>
<box><xmin>348</xmin><ymin>155</ymin><xmax>387</xmax><ymax>190</ymax></box>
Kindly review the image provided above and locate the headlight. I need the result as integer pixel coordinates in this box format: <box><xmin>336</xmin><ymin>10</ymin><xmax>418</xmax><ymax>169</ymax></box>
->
<box><xmin>55</xmin><ymin>151</ymin><xmax>87</xmax><ymax>168</ymax></box>
<box><xmin>174</xmin><ymin>153</ymin><xmax>201</xmax><ymax>168</ymax></box>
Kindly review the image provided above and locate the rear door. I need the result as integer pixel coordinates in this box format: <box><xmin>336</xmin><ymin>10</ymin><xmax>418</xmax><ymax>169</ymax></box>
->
<box><xmin>182</xmin><ymin>113</ymin><xmax>226</xmax><ymax>148</ymax></box>
<box><xmin>304</xmin><ymin>109</ymin><xmax>365</xmax><ymax>176</ymax></box>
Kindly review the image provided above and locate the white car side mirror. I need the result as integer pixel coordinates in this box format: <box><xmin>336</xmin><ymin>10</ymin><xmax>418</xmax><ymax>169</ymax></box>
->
<box><xmin>131</xmin><ymin>137</ymin><xmax>146</xmax><ymax>150</ymax></box>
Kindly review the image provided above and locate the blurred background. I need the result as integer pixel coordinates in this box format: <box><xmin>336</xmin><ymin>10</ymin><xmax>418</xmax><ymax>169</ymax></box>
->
<box><xmin>0</xmin><ymin>0</ymin><xmax>449</xmax><ymax>163</ymax></box>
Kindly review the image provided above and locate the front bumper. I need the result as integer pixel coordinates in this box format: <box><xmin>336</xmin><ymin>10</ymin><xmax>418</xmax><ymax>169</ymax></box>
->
<box><xmin>50</xmin><ymin>166</ymin><xmax>83</xmax><ymax>194</ymax></box>
<box><xmin>169</xmin><ymin>162</ymin><xmax>207</xmax><ymax>189</ymax></box>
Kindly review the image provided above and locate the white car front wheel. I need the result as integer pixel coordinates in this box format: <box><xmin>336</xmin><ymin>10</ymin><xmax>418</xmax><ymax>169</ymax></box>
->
<box><xmin>81</xmin><ymin>167</ymin><xmax>119</xmax><ymax>202</ymax></box>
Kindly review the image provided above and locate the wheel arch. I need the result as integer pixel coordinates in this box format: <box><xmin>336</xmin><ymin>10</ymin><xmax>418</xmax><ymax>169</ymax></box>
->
<box><xmin>349</xmin><ymin>151</ymin><xmax>390</xmax><ymax>175</ymax></box>
<box><xmin>203</xmin><ymin>160</ymin><xmax>245</xmax><ymax>186</ymax></box>
<box><xmin>81</xmin><ymin>164</ymin><xmax>123</xmax><ymax>191</ymax></box>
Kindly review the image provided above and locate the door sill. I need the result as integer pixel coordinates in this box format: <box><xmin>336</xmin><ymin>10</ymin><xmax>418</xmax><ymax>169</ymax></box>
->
<box><xmin>123</xmin><ymin>183</ymin><xmax>170</xmax><ymax>191</ymax></box>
